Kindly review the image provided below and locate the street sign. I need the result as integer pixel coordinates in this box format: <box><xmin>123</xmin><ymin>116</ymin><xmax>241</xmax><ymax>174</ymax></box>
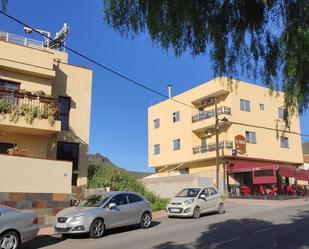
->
<box><xmin>235</xmin><ymin>135</ymin><xmax>246</xmax><ymax>155</ymax></box>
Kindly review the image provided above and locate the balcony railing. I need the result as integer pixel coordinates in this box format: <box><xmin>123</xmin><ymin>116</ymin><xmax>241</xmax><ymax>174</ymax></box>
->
<box><xmin>193</xmin><ymin>140</ymin><xmax>233</xmax><ymax>154</ymax></box>
<box><xmin>0</xmin><ymin>31</ymin><xmax>44</xmax><ymax>50</ymax></box>
<box><xmin>192</xmin><ymin>106</ymin><xmax>231</xmax><ymax>123</ymax></box>
<box><xmin>0</xmin><ymin>88</ymin><xmax>59</xmax><ymax>121</ymax></box>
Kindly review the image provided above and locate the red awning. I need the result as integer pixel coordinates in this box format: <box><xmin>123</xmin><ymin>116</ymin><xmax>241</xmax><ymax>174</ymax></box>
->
<box><xmin>227</xmin><ymin>159</ymin><xmax>278</xmax><ymax>173</ymax></box>
<box><xmin>279</xmin><ymin>167</ymin><xmax>309</xmax><ymax>181</ymax></box>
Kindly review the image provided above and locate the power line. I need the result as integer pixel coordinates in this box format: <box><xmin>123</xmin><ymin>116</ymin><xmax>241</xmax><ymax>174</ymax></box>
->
<box><xmin>1</xmin><ymin>10</ymin><xmax>309</xmax><ymax>139</ymax></box>
<box><xmin>0</xmin><ymin>10</ymin><xmax>195</xmax><ymax>110</ymax></box>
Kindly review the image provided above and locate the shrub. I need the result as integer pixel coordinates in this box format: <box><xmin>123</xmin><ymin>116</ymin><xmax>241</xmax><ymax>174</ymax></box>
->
<box><xmin>88</xmin><ymin>166</ymin><xmax>169</xmax><ymax>211</ymax></box>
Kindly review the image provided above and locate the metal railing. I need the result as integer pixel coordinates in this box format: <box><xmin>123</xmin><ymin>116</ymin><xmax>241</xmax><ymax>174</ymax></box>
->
<box><xmin>0</xmin><ymin>31</ymin><xmax>44</xmax><ymax>49</ymax></box>
<box><xmin>192</xmin><ymin>106</ymin><xmax>231</xmax><ymax>123</ymax></box>
<box><xmin>0</xmin><ymin>89</ymin><xmax>59</xmax><ymax>120</ymax></box>
<box><xmin>193</xmin><ymin>140</ymin><xmax>233</xmax><ymax>154</ymax></box>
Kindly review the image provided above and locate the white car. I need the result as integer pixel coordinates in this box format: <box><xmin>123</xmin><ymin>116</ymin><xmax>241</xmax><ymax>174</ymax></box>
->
<box><xmin>0</xmin><ymin>205</ymin><xmax>39</xmax><ymax>249</ymax></box>
<box><xmin>166</xmin><ymin>187</ymin><xmax>224</xmax><ymax>218</ymax></box>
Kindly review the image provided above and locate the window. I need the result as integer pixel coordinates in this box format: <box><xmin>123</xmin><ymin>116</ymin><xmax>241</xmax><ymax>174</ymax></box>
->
<box><xmin>71</xmin><ymin>174</ymin><xmax>78</xmax><ymax>186</ymax></box>
<box><xmin>128</xmin><ymin>194</ymin><xmax>143</xmax><ymax>203</ymax></box>
<box><xmin>209</xmin><ymin>188</ymin><xmax>218</xmax><ymax>195</ymax></box>
<box><xmin>179</xmin><ymin>168</ymin><xmax>189</xmax><ymax>175</ymax></box>
<box><xmin>172</xmin><ymin>111</ymin><xmax>180</xmax><ymax>122</ymax></box>
<box><xmin>57</xmin><ymin>142</ymin><xmax>79</xmax><ymax>171</ymax></box>
<box><xmin>199</xmin><ymin>189</ymin><xmax>209</xmax><ymax>197</ymax></box>
<box><xmin>173</xmin><ymin>139</ymin><xmax>181</xmax><ymax>151</ymax></box>
<box><xmin>0</xmin><ymin>79</ymin><xmax>20</xmax><ymax>90</ymax></box>
<box><xmin>59</xmin><ymin>97</ymin><xmax>71</xmax><ymax>130</ymax></box>
<box><xmin>153</xmin><ymin>118</ymin><xmax>160</xmax><ymax>129</ymax></box>
<box><xmin>280</xmin><ymin>136</ymin><xmax>289</xmax><ymax>148</ymax></box>
<box><xmin>0</xmin><ymin>143</ymin><xmax>14</xmax><ymax>154</ymax></box>
<box><xmin>254</xmin><ymin>170</ymin><xmax>274</xmax><ymax>177</ymax></box>
<box><xmin>278</xmin><ymin>107</ymin><xmax>285</xmax><ymax>119</ymax></box>
<box><xmin>109</xmin><ymin>194</ymin><xmax>128</xmax><ymax>206</ymax></box>
<box><xmin>260</xmin><ymin>104</ymin><xmax>265</xmax><ymax>110</ymax></box>
<box><xmin>240</xmin><ymin>99</ymin><xmax>251</xmax><ymax>112</ymax></box>
<box><xmin>154</xmin><ymin>144</ymin><xmax>160</xmax><ymax>155</ymax></box>
<box><xmin>246</xmin><ymin>131</ymin><xmax>257</xmax><ymax>144</ymax></box>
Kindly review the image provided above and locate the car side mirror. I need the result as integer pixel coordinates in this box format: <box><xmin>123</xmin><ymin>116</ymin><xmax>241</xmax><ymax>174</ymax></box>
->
<box><xmin>200</xmin><ymin>194</ymin><xmax>206</xmax><ymax>199</ymax></box>
<box><xmin>108</xmin><ymin>202</ymin><xmax>117</xmax><ymax>209</ymax></box>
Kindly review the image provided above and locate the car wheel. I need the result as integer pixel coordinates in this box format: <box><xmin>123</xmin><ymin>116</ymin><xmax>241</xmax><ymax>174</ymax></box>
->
<box><xmin>89</xmin><ymin>219</ymin><xmax>105</xmax><ymax>238</ymax></box>
<box><xmin>140</xmin><ymin>212</ymin><xmax>152</xmax><ymax>229</ymax></box>
<box><xmin>217</xmin><ymin>203</ymin><xmax>225</xmax><ymax>214</ymax></box>
<box><xmin>0</xmin><ymin>231</ymin><xmax>20</xmax><ymax>249</ymax></box>
<box><xmin>193</xmin><ymin>207</ymin><xmax>200</xmax><ymax>219</ymax></box>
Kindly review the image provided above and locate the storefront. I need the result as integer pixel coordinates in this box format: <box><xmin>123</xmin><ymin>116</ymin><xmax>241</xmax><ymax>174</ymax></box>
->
<box><xmin>226</xmin><ymin>159</ymin><xmax>309</xmax><ymax>197</ymax></box>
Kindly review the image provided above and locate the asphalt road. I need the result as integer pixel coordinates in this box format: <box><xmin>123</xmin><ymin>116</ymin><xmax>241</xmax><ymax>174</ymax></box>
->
<box><xmin>22</xmin><ymin>203</ymin><xmax>309</xmax><ymax>249</ymax></box>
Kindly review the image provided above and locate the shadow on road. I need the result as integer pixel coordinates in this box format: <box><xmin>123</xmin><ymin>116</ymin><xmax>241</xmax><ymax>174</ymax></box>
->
<box><xmin>21</xmin><ymin>235</ymin><xmax>65</xmax><ymax>249</ymax></box>
<box><xmin>21</xmin><ymin>221</ymin><xmax>161</xmax><ymax>248</ymax></box>
<box><xmin>153</xmin><ymin>210</ymin><xmax>309</xmax><ymax>249</ymax></box>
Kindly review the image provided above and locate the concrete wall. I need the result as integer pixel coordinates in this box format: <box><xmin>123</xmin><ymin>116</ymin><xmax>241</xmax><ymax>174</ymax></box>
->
<box><xmin>52</xmin><ymin>62</ymin><xmax>92</xmax><ymax>186</ymax></box>
<box><xmin>142</xmin><ymin>174</ymin><xmax>212</xmax><ymax>198</ymax></box>
<box><xmin>0</xmin><ymin>154</ymin><xmax>72</xmax><ymax>193</ymax></box>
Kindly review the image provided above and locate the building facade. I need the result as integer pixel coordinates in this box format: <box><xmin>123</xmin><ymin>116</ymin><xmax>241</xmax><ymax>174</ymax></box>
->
<box><xmin>148</xmin><ymin>77</ymin><xmax>305</xmax><ymax>193</ymax></box>
<box><xmin>0</xmin><ymin>31</ymin><xmax>92</xmax><ymax>193</ymax></box>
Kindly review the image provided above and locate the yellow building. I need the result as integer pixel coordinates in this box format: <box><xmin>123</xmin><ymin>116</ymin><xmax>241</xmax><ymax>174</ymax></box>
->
<box><xmin>148</xmin><ymin>77</ymin><xmax>305</xmax><ymax>193</ymax></box>
<box><xmin>0</xmin><ymin>31</ymin><xmax>92</xmax><ymax>193</ymax></box>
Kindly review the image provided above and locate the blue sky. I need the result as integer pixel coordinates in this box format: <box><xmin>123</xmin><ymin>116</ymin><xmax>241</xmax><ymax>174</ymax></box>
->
<box><xmin>1</xmin><ymin>0</ymin><xmax>308</xmax><ymax>172</ymax></box>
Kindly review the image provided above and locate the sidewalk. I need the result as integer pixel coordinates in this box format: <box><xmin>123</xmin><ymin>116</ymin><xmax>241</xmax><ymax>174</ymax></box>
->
<box><xmin>38</xmin><ymin>210</ymin><xmax>167</xmax><ymax>236</ymax></box>
<box><xmin>225</xmin><ymin>197</ymin><xmax>309</xmax><ymax>207</ymax></box>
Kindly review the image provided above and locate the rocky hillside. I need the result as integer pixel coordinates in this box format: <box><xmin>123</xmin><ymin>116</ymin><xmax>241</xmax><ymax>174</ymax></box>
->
<box><xmin>88</xmin><ymin>153</ymin><xmax>151</xmax><ymax>179</ymax></box>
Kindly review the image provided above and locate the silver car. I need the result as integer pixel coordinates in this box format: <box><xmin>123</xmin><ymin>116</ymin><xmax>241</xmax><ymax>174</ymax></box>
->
<box><xmin>0</xmin><ymin>205</ymin><xmax>39</xmax><ymax>249</ymax></box>
<box><xmin>166</xmin><ymin>187</ymin><xmax>224</xmax><ymax>218</ymax></box>
<box><xmin>55</xmin><ymin>191</ymin><xmax>152</xmax><ymax>238</ymax></box>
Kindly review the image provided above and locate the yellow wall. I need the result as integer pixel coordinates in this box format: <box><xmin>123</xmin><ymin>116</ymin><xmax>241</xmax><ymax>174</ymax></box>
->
<box><xmin>0</xmin><ymin>34</ymin><xmax>92</xmax><ymax>189</ymax></box>
<box><xmin>0</xmin><ymin>154</ymin><xmax>72</xmax><ymax>193</ymax></box>
<box><xmin>148</xmin><ymin>77</ymin><xmax>303</xmax><ymax>176</ymax></box>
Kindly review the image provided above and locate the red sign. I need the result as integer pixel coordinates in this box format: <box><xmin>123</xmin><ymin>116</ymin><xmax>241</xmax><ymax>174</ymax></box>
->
<box><xmin>235</xmin><ymin>135</ymin><xmax>246</xmax><ymax>155</ymax></box>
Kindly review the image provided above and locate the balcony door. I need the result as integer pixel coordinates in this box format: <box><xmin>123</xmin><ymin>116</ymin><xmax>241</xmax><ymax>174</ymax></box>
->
<box><xmin>56</xmin><ymin>141</ymin><xmax>79</xmax><ymax>185</ymax></box>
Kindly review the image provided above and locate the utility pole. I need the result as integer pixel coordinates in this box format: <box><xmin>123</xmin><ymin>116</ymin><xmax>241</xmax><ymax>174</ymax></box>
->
<box><xmin>215</xmin><ymin>97</ymin><xmax>220</xmax><ymax>190</ymax></box>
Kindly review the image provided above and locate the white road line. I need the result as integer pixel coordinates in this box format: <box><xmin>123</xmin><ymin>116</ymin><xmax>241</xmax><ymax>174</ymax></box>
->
<box><xmin>253</xmin><ymin>227</ymin><xmax>272</xmax><ymax>234</ymax></box>
<box><xmin>215</xmin><ymin>236</ymin><xmax>239</xmax><ymax>246</ymax></box>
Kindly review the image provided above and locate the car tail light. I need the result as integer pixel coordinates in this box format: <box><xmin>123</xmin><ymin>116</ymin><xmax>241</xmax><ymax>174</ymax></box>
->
<box><xmin>32</xmin><ymin>217</ymin><xmax>38</xmax><ymax>225</ymax></box>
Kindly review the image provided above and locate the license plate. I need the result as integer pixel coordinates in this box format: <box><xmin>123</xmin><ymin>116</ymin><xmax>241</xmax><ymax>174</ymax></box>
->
<box><xmin>170</xmin><ymin>208</ymin><xmax>180</xmax><ymax>213</ymax></box>
<box><xmin>56</xmin><ymin>223</ymin><xmax>67</xmax><ymax>228</ymax></box>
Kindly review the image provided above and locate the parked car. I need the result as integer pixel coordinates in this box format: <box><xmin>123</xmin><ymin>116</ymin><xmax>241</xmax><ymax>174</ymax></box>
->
<box><xmin>54</xmin><ymin>191</ymin><xmax>152</xmax><ymax>238</ymax></box>
<box><xmin>166</xmin><ymin>187</ymin><xmax>224</xmax><ymax>218</ymax></box>
<box><xmin>0</xmin><ymin>205</ymin><xmax>39</xmax><ymax>249</ymax></box>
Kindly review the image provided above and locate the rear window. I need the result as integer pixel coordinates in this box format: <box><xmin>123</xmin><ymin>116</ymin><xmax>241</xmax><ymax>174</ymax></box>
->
<box><xmin>128</xmin><ymin>194</ymin><xmax>143</xmax><ymax>203</ymax></box>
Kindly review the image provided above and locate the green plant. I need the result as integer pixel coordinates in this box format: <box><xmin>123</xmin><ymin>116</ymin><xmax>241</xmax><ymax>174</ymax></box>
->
<box><xmin>9</xmin><ymin>106</ymin><xmax>21</xmax><ymax>123</ymax></box>
<box><xmin>0</xmin><ymin>99</ymin><xmax>12</xmax><ymax>113</ymax></box>
<box><xmin>88</xmin><ymin>166</ymin><xmax>169</xmax><ymax>211</ymax></box>
<box><xmin>47</xmin><ymin>102</ymin><xmax>57</xmax><ymax>126</ymax></box>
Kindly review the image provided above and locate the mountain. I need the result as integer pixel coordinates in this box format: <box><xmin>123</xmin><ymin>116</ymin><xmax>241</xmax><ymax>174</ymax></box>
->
<box><xmin>88</xmin><ymin>153</ymin><xmax>152</xmax><ymax>179</ymax></box>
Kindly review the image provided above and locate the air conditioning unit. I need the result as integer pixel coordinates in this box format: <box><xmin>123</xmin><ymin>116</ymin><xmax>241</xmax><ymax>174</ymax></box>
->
<box><xmin>201</xmin><ymin>97</ymin><xmax>215</xmax><ymax>106</ymax></box>
<box><xmin>204</xmin><ymin>129</ymin><xmax>213</xmax><ymax>136</ymax></box>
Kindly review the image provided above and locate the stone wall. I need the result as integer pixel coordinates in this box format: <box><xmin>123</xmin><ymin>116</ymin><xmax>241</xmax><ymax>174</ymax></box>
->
<box><xmin>0</xmin><ymin>192</ymin><xmax>71</xmax><ymax>226</ymax></box>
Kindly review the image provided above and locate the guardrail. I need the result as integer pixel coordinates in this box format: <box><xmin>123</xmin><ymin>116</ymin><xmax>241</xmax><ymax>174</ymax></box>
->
<box><xmin>0</xmin><ymin>31</ymin><xmax>44</xmax><ymax>49</ymax></box>
<box><xmin>192</xmin><ymin>106</ymin><xmax>231</xmax><ymax>123</ymax></box>
<box><xmin>193</xmin><ymin>140</ymin><xmax>233</xmax><ymax>154</ymax></box>
<box><xmin>0</xmin><ymin>88</ymin><xmax>59</xmax><ymax>120</ymax></box>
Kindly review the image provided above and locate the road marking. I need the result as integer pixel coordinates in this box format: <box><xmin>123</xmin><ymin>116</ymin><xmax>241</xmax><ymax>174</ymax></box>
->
<box><xmin>215</xmin><ymin>237</ymin><xmax>239</xmax><ymax>246</ymax></box>
<box><xmin>253</xmin><ymin>228</ymin><xmax>272</xmax><ymax>234</ymax></box>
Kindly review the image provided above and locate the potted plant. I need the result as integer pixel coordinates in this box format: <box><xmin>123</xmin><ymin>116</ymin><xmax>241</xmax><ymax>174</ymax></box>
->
<box><xmin>7</xmin><ymin>144</ymin><xmax>28</xmax><ymax>157</ymax></box>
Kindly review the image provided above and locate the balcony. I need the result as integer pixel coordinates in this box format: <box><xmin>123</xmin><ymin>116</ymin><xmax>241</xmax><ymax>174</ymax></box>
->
<box><xmin>192</xmin><ymin>106</ymin><xmax>231</xmax><ymax>123</ymax></box>
<box><xmin>0</xmin><ymin>88</ymin><xmax>61</xmax><ymax>134</ymax></box>
<box><xmin>193</xmin><ymin>140</ymin><xmax>233</xmax><ymax>154</ymax></box>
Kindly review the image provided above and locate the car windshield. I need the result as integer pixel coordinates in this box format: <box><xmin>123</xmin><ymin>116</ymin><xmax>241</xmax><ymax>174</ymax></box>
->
<box><xmin>176</xmin><ymin>188</ymin><xmax>201</xmax><ymax>197</ymax></box>
<box><xmin>78</xmin><ymin>194</ymin><xmax>110</xmax><ymax>207</ymax></box>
